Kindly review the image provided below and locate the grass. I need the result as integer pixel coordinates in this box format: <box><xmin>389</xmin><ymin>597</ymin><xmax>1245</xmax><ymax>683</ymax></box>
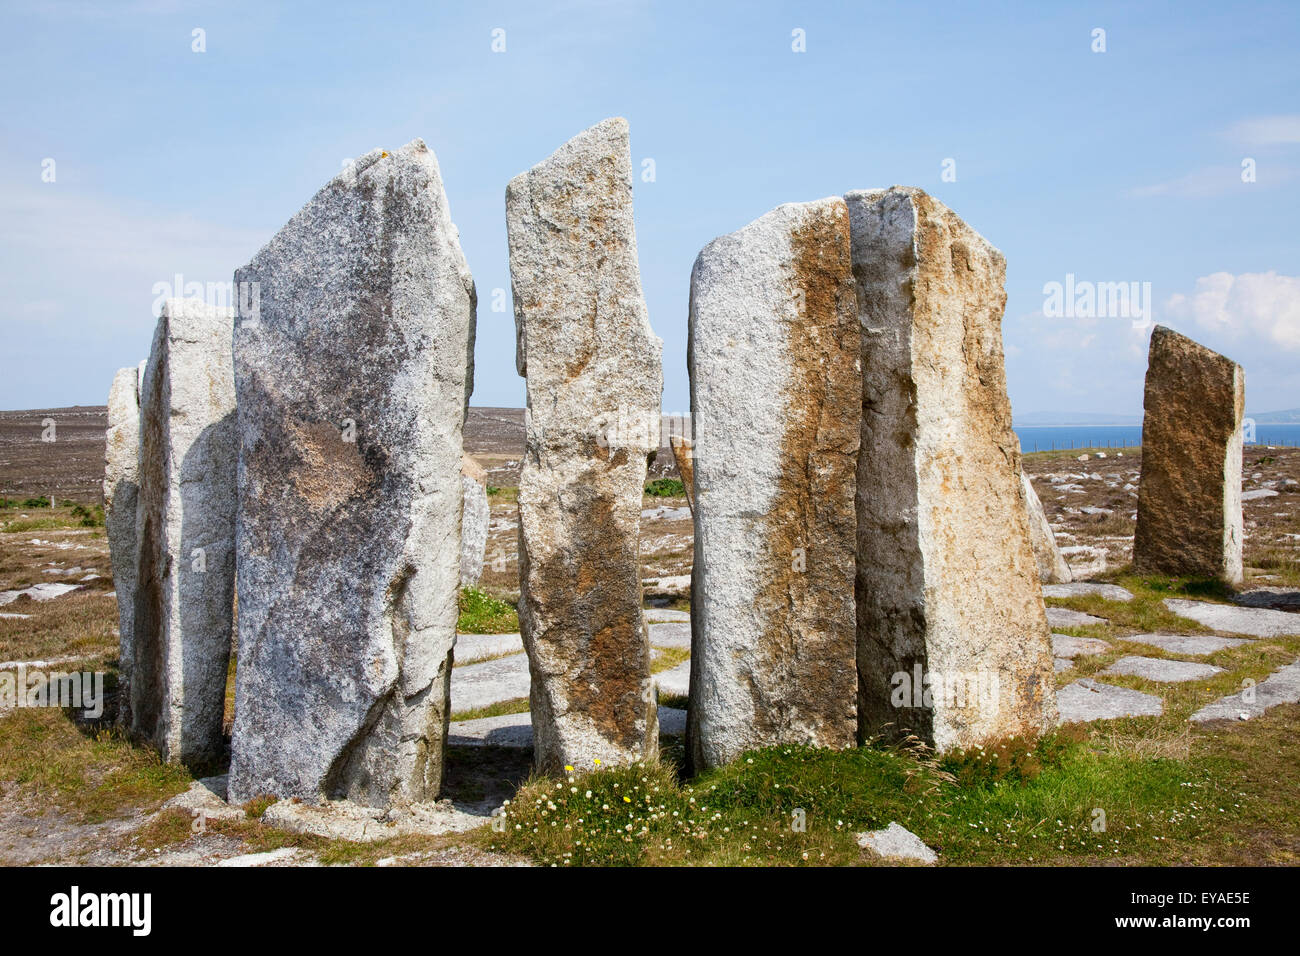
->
<box><xmin>1022</xmin><ymin>445</ymin><xmax>1142</xmax><ymax>462</ymax></box>
<box><xmin>486</xmin><ymin>486</ymin><xmax>518</xmax><ymax>503</ymax></box>
<box><xmin>644</xmin><ymin>478</ymin><xmax>685</xmax><ymax>498</ymax></box>
<box><xmin>450</xmin><ymin>697</ymin><xmax>531</xmax><ymax>723</ymax></box>
<box><xmin>457</xmin><ymin>587</ymin><xmax>519</xmax><ymax>635</ymax></box>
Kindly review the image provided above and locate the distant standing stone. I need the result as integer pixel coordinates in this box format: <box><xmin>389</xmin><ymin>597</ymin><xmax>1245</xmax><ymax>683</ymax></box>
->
<box><xmin>460</xmin><ymin>455</ymin><xmax>489</xmax><ymax>587</ymax></box>
<box><xmin>131</xmin><ymin>299</ymin><xmax>237</xmax><ymax>764</ymax></box>
<box><xmin>104</xmin><ymin>361</ymin><xmax>144</xmax><ymax>728</ymax></box>
<box><xmin>1020</xmin><ymin>470</ymin><xmax>1072</xmax><ymax>584</ymax></box>
<box><xmin>506</xmin><ymin>118</ymin><xmax>663</xmax><ymax>774</ymax></box>
<box><xmin>687</xmin><ymin>196</ymin><xmax>860</xmax><ymax>772</ymax></box>
<box><xmin>848</xmin><ymin>187</ymin><xmax>1057</xmax><ymax>752</ymax></box>
<box><xmin>669</xmin><ymin>435</ymin><xmax>696</xmax><ymax>512</ymax></box>
<box><xmin>228</xmin><ymin>140</ymin><xmax>476</xmax><ymax>808</ymax></box>
<box><xmin>1134</xmin><ymin>326</ymin><xmax>1244</xmax><ymax>584</ymax></box>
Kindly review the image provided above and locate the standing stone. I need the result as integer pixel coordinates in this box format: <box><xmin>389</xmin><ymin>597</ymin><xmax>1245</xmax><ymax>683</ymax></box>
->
<box><xmin>228</xmin><ymin>140</ymin><xmax>476</xmax><ymax>808</ymax></box>
<box><xmin>1020</xmin><ymin>468</ymin><xmax>1073</xmax><ymax>584</ymax></box>
<box><xmin>669</xmin><ymin>436</ymin><xmax>696</xmax><ymax>512</ymax></box>
<box><xmin>105</xmin><ymin>362</ymin><xmax>144</xmax><ymax>727</ymax></box>
<box><xmin>1134</xmin><ymin>326</ymin><xmax>1244</xmax><ymax>584</ymax></box>
<box><xmin>460</xmin><ymin>455</ymin><xmax>489</xmax><ymax>587</ymax></box>
<box><xmin>506</xmin><ymin>118</ymin><xmax>662</xmax><ymax>774</ymax></box>
<box><xmin>848</xmin><ymin>187</ymin><xmax>1057</xmax><ymax>752</ymax></box>
<box><xmin>131</xmin><ymin>299</ymin><xmax>237</xmax><ymax>764</ymax></box>
<box><xmin>686</xmin><ymin>197</ymin><xmax>860</xmax><ymax>773</ymax></box>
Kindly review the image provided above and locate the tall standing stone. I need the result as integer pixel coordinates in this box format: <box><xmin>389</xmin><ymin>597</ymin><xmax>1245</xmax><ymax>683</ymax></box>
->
<box><xmin>460</xmin><ymin>455</ymin><xmax>489</xmax><ymax>587</ymax></box>
<box><xmin>669</xmin><ymin>435</ymin><xmax>696</xmax><ymax>512</ymax></box>
<box><xmin>1020</xmin><ymin>468</ymin><xmax>1073</xmax><ymax>584</ymax></box>
<box><xmin>848</xmin><ymin>187</ymin><xmax>1057</xmax><ymax>752</ymax></box>
<box><xmin>105</xmin><ymin>361</ymin><xmax>144</xmax><ymax>727</ymax></box>
<box><xmin>228</xmin><ymin>140</ymin><xmax>476</xmax><ymax>807</ymax></box>
<box><xmin>1134</xmin><ymin>326</ymin><xmax>1244</xmax><ymax>584</ymax></box>
<box><xmin>506</xmin><ymin>118</ymin><xmax>662</xmax><ymax>774</ymax></box>
<box><xmin>131</xmin><ymin>299</ymin><xmax>237</xmax><ymax>764</ymax></box>
<box><xmin>686</xmin><ymin>197</ymin><xmax>861</xmax><ymax>773</ymax></box>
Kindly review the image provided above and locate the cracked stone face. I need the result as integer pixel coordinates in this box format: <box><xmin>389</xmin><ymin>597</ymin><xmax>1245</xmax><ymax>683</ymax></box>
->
<box><xmin>1134</xmin><ymin>326</ymin><xmax>1244</xmax><ymax>584</ymax></box>
<box><xmin>506</xmin><ymin>118</ymin><xmax>663</xmax><ymax>774</ymax></box>
<box><xmin>847</xmin><ymin>187</ymin><xmax>1058</xmax><ymax>752</ymax></box>
<box><xmin>227</xmin><ymin>140</ymin><xmax>476</xmax><ymax>808</ymax></box>
<box><xmin>686</xmin><ymin>196</ymin><xmax>861</xmax><ymax>773</ymax></box>
<box><xmin>130</xmin><ymin>299</ymin><xmax>237</xmax><ymax>765</ymax></box>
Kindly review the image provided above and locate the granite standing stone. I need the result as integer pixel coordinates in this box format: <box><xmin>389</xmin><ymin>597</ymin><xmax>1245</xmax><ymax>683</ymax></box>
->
<box><xmin>460</xmin><ymin>455</ymin><xmax>489</xmax><ymax>587</ymax></box>
<box><xmin>105</xmin><ymin>362</ymin><xmax>144</xmax><ymax>728</ymax></box>
<box><xmin>131</xmin><ymin>299</ymin><xmax>237</xmax><ymax>764</ymax></box>
<box><xmin>848</xmin><ymin>187</ymin><xmax>1057</xmax><ymax>752</ymax></box>
<box><xmin>669</xmin><ymin>435</ymin><xmax>696</xmax><ymax>512</ymax></box>
<box><xmin>686</xmin><ymin>197</ymin><xmax>861</xmax><ymax>772</ymax></box>
<box><xmin>228</xmin><ymin>140</ymin><xmax>476</xmax><ymax>808</ymax></box>
<box><xmin>506</xmin><ymin>118</ymin><xmax>663</xmax><ymax>774</ymax></box>
<box><xmin>1133</xmin><ymin>326</ymin><xmax>1244</xmax><ymax>584</ymax></box>
<box><xmin>1020</xmin><ymin>469</ymin><xmax>1073</xmax><ymax>584</ymax></box>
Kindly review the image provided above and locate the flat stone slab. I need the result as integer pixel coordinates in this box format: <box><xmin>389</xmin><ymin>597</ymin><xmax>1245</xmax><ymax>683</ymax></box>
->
<box><xmin>1057</xmin><ymin>679</ymin><xmax>1164</xmax><ymax>723</ymax></box>
<box><xmin>1241</xmin><ymin>488</ymin><xmax>1279</xmax><ymax>501</ymax></box>
<box><xmin>1043</xmin><ymin>582</ymin><xmax>1134</xmax><ymax>602</ymax></box>
<box><xmin>1102</xmin><ymin>655</ymin><xmax>1225</xmax><ymax>683</ymax></box>
<box><xmin>214</xmin><ymin>848</ymin><xmax>306</xmax><ymax>868</ymax></box>
<box><xmin>1046</xmin><ymin>607</ymin><xmax>1108</xmax><ymax>629</ymax></box>
<box><xmin>0</xmin><ymin>582</ymin><xmax>82</xmax><ymax>605</ymax></box>
<box><xmin>1233</xmin><ymin>587</ymin><xmax>1300</xmax><ymax>611</ymax></box>
<box><xmin>644</xmin><ymin>609</ymin><xmax>690</xmax><ymax>623</ymax></box>
<box><xmin>1051</xmin><ymin>633</ymin><xmax>1112</xmax><ymax>658</ymax></box>
<box><xmin>653</xmin><ymin>660</ymin><xmax>691</xmax><ymax>698</ymax></box>
<box><xmin>261</xmin><ymin>797</ymin><xmax>487</xmax><ymax>842</ymax></box>
<box><xmin>1124</xmin><ymin>633</ymin><xmax>1252</xmax><ymax>656</ymax></box>
<box><xmin>1054</xmin><ymin>658</ymin><xmax>1073</xmax><ymax>673</ymax></box>
<box><xmin>161</xmin><ymin>775</ymin><xmax>245</xmax><ymax>823</ymax></box>
<box><xmin>448</xmin><ymin>706</ymin><xmax>687</xmax><ymax>749</ymax></box>
<box><xmin>1164</xmin><ymin>599</ymin><xmax>1300</xmax><ymax>638</ymax></box>
<box><xmin>454</xmin><ymin>632</ymin><xmax>524</xmax><ymax>665</ymax></box>
<box><xmin>647</xmin><ymin>621</ymin><xmax>691</xmax><ymax>649</ymax></box>
<box><xmin>856</xmin><ymin>823</ymin><xmax>937</xmax><ymax>864</ymax></box>
<box><xmin>1190</xmin><ymin>661</ymin><xmax>1300</xmax><ymax>723</ymax></box>
<box><xmin>450</xmin><ymin>654</ymin><xmax>532</xmax><ymax>714</ymax></box>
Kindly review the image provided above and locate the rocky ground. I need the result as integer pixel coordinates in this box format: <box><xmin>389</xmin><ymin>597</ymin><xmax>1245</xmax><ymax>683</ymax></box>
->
<box><xmin>2</xmin><ymin>413</ymin><xmax>1298</xmax><ymax>866</ymax></box>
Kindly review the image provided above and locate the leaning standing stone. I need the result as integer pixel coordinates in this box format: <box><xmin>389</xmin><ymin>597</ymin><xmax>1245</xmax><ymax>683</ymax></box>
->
<box><xmin>686</xmin><ymin>197</ymin><xmax>861</xmax><ymax>773</ymax></box>
<box><xmin>131</xmin><ymin>299</ymin><xmax>237</xmax><ymax>764</ymax></box>
<box><xmin>1134</xmin><ymin>326</ymin><xmax>1244</xmax><ymax>584</ymax></box>
<box><xmin>228</xmin><ymin>140</ymin><xmax>476</xmax><ymax>808</ymax></box>
<box><xmin>847</xmin><ymin>187</ymin><xmax>1057</xmax><ymax>752</ymax></box>
<box><xmin>1020</xmin><ymin>469</ymin><xmax>1073</xmax><ymax>584</ymax></box>
<box><xmin>460</xmin><ymin>455</ymin><xmax>489</xmax><ymax>587</ymax></box>
<box><xmin>506</xmin><ymin>117</ymin><xmax>662</xmax><ymax>774</ymax></box>
<box><xmin>105</xmin><ymin>362</ymin><xmax>144</xmax><ymax>728</ymax></box>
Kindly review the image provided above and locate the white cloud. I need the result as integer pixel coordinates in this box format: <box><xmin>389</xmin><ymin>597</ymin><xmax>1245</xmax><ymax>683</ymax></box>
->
<box><xmin>1164</xmin><ymin>271</ymin><xmax>1300</xmax><ymax>350</ymax></box>
<box><xmin>1225</xmin><ymin>114</ymin><xmax>1300</xmax><ymax>146</ymax></box>
<box><xmin>1129</xmin><ymin>164</ymin><xmax>1294</xmax><ymax>198</ymax></box>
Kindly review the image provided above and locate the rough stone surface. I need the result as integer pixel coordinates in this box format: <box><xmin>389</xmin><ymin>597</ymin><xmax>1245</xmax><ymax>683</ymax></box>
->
<box><xmin>849</xmin><ymin>187</ymin><xmax>1057</xmax><ymax>752</ymax></box>
<box><xmin>450</xmin><ymin>654</ymin><xmax>531</xmax><ymax>715</ymax></box>
<box><xmin>261</xmin><ymin>797</ymin><xmax>486</xmax><ymax>842</ymax></box>
<box><xmin>131</xmin><ymin>299</ymin><xmax>237</xmax><ymax>764</ymax></box>
<box><xmin>1046</xmin><ymin>607</ymin><xmax>1108</xmax><ymax>629</ymax></box>
<box><xmin>1125</xmin><ymin>633</ymin><xmax>1251</xmax><ymax>655</ymax></box>
<box><xmin>104</xmin><ymin>363</ymin><xmax>143</xmax><ymax>728</ymax></box>
<box><xmin>647</xmin><ymin>621</ymin><xmax>691</xmax><ymax>649</ymax></box>
<box><xmin>1163</xmin><ymin>598</ymin><xmax>1300</xmax><ymax>638</ymax></box>
<box><xmin>686</xmin><ymin>196</ymin><xmax>860</xmax><ymax>772</ymax></box>
<box><xmin>453</xmin><ymin>632</ymin><xmax>524</xmax><ymax>665</ymax></box>
<box><xmin>1051</xmin><ymin>633</ymin><xmax>1112</xmax><ymax>658</ymax></box>
<box><xmin>1134</xmin><ymin>326</ymin><xmax>1244</xmax><ymax>584</ymax></box>
<box><xmin>1021</xmin><ymin>470</ymin><xmax>1072</xmax><ymax>584</ymax></box>
<box><xmin>1042</xmin><ymin>582</ymin><xmax>1133</xmax><ymax>602</ymax></box>
<box><xmin>507</xmin><ymin>118</ymin><xmax>663</xmax><ymax>775</ymax></box>
<box><xmin>228</xmin><ymin>140</ymin><xmax>476</xmax><ymax>808</ymax></box>
<box><xmin>856</xmin><ymin>823</ymin><xmax>938</xmax><ymax>864</ymax></box>
<box><xmin>653</xmin><ymin>660</ymin><xmax>691</xmax><ymax>698</ymax></box>
<box><xmin>459</xmin><ymin>455</ymin><xmax>489</xmax><ymax>587</ymax></box>
<box><xmin>669</xmin><ymin>436</ymin><xmax>695</xmax><ymax>511</ymax></box>
<box><xmin>1057</xmin><ymin>679</ymin><xmax>1164</xmax><ymax>723</ymax></box>
<box><xmin>1102</xmin><ymin>655</ymin><xmax>1224</xmax><ymax>683</ymax></box>
<box><xmin>1190</xmin><ymin>661</ymin><xmax>1300</xmax><ymax>723</ymax></box>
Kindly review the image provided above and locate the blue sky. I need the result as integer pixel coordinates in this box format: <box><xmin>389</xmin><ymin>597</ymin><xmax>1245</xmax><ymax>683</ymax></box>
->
<box><xmin>2</xmin><ymin>0</ymin><xmax>1298</xmax><ymax>417</ymax></box>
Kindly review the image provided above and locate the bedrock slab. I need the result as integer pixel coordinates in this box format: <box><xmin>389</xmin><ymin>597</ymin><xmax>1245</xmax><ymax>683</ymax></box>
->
<box><xmin>104</xmin><ymin>361</ymin><xmax>144</xmax><ymax>728</ymax></box>
<box><xmin>1042</xmin><ymin>582</ymin><xmax>1133</xmax><ymax>602</ymax></box>
<box><xmin>1046</xmin><ymin>607</ymin><xmax>1108</xmax><ymax>629</ymax></box>
<box><xmin>1124</xmin><ymin>633</ymin><xmax>1252</xmax><ymax>656</ymax></box>
<box><xmin>130</xmin><ymin>299</ymin><xmax>237</xmax><ymax>764</ymax></box>
<box><xmin>1133</xmin><ymin>326</ymin><xmax>1244</xmax><ymax>584</ymax></box>
<box><xmin>453</xmin><ymin>632</ymin><xmax>524</xmax><ymax>665</ymax></box>
<box><xmin>228</xmin><ymin>140</ymin><xmax>476</xmax><ymax>808</ymax></box>
<box><xmin>507</xmin><ymin>117</ymin><xmax>662</xmax><ymax>774</ymax></box>
<box><xmin>450</xmin><ymin>654</ymin><xmax>532</xmax><ymax>714</ymax></box>
<box><xmin>448</xmin><ymin>706</ymin><xmax>688</xmax><ymax>749</ymax></box>
<box><xmin>1163</xmin><ymin>599</ymin><xmax>1300</xmax><ymax>638</ymax></box>
<box><xmin>848</xmin><ymin>187</ymin><xmax>1056</xmax><ymax>752</ymax></box>
<box><xmin>1102</xmin><ymin>656</ymin><xmax>1224</xmax><ymax>683</ymax></box>
<box><xmin>1057</xmin><ymin>679</ymin><xmax>1164</xmax><ymax>723</ymax></box>
<box><xmin>1190</xmin><ymin>661</ymin><xmax>1300</xmax><ymax>723</ymax></box>
<box><xmin>687</xmin><ymin>195</ymin><xmax>860</xmax><ymax>772</ymax></box>
<box><xmin>1051</xmin><ymin>634</ymin><xmax>1112</xmax><ymax>658</ymax></box>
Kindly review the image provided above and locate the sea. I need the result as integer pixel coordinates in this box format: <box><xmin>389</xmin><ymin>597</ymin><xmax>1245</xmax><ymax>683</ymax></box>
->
<box><xmin>1013</xmin><ymin>424</ymin><xmax>1300</xmax><ymax>454</ymax></box>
